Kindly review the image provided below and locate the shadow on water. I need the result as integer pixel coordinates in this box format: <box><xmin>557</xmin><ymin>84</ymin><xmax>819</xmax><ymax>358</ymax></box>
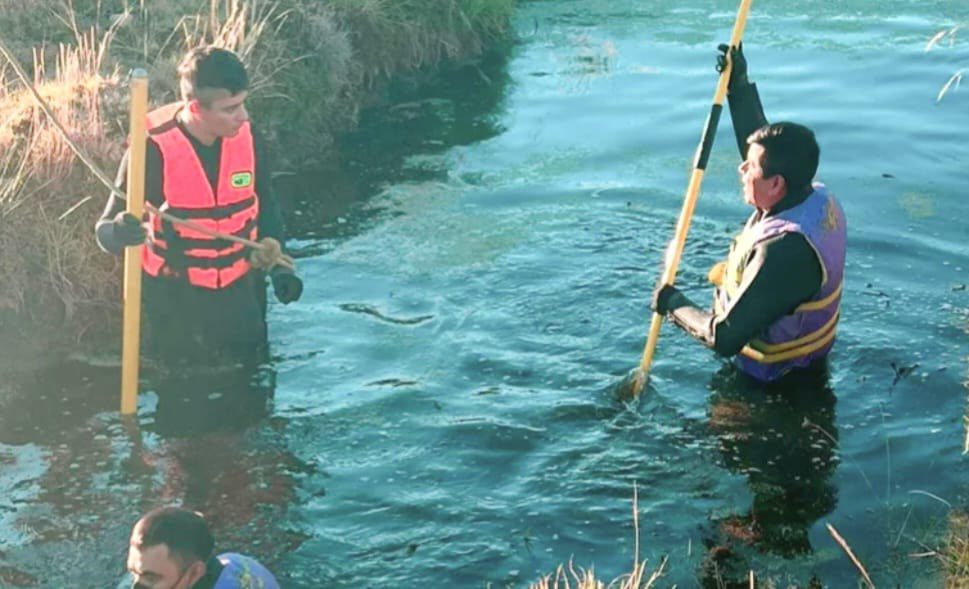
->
<box><xmin>277</xmin><ymin>46</ymin><xmax>512</xmax><ymax>243</ymax></box>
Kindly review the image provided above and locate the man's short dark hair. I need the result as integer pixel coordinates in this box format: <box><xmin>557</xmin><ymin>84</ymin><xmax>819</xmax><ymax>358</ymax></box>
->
<box><xmin>132</xmin><ymin>507</ymin><xmax>215</xmax><ymax>566</ymax></box>
<box><xmin>747</xmin><ymin>122</ymin><xmax>820</xmax><ymax>194</ymax></box>
<box><xmin>178</xmin><ymin>46</ymin><xmax>249</xmax><ymax>105</ymax></box>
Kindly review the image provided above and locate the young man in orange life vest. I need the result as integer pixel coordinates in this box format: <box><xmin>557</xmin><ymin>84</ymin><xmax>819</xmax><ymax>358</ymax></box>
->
<box><xmin>96</xmin><ymin>47</ymin><xmax>302</xmax><ymax>367</ymax></box>
<box><xmin>651</xmin><ymin>44</ymin><xmax>847</xmax><ymax>383</ymax></box>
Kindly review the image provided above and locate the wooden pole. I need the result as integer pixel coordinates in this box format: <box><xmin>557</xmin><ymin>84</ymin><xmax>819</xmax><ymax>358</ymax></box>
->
<box><xmin>120</xmin><ymin>70</ymin><xmax>149</xmax><ymax>415</ymax></box>
<box><xmin>632</xmin><ymin>0</ymin><xmax>754</xmax><ymax>396</ymax></box>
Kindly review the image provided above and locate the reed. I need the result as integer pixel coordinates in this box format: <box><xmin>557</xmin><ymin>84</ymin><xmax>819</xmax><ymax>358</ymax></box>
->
<box><xmin>528</xmin><ymin>558</ymin><xmax>667</xmax><ymax>589</ymax></box>
<box><xmin>926</xmin><ymin>24</ymin><xmax>967</xmax><ymax>102</ymax></box>
<box><xmin>528</xmin><ymin>486</ymin><xmax>667</xmax><ymax>589</ymax></box>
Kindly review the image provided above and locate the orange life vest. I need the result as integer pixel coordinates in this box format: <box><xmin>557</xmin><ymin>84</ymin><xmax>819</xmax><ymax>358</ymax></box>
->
<box><xmin>141</xmin><ymin>103</ymin><xmax>259</xmax><ymax>289</ymax></box>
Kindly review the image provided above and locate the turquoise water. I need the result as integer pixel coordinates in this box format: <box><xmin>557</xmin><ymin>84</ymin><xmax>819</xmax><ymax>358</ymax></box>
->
<box><xmin>2</xmin><ymin>1</ymin><xmax>969</xmax><ymax>587</ymax></box>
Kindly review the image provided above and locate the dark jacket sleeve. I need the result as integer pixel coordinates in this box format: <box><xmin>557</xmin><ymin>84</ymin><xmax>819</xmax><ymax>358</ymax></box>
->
<box><xmin>95</xmin><ymin>141</ymin><xmax>164</xmax><ymax>255</ymax></box>
<box><xmin>664</xmin><ymin>232</ymin><xmax>823</xmax><ymax>357</ymax></box>
<box><xmin>252</xmin><ymin>128</ymin><xmax>286</xmax><ymax>247</ymax></box>
<box><xmin>726</xmin><ymin>81</ymin><xmax>768</xmax><ymax>159</ymax></box>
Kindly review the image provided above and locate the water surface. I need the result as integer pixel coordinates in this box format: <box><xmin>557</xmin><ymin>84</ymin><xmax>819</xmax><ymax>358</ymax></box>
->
<box><xmin>2</xmin><ymin>1</ymin><xmax>969</xmax><ymax>587</ymax></box>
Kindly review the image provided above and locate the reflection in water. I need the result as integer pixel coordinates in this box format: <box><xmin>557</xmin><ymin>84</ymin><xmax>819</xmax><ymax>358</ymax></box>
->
<box><xmin>151</xmin><ymin>364</ymin><xmax>275</xmax><ymax>437</ymax></box>
<box><xmin>279</xmin><ymin>47</ymin><xmax>512</xmax><ymax>242</ymax></box>
<box><xmin>699</xmin><ymin>364</ymin><xmax>838</xmax><ymax>587</ymax></box>
<box><xmin>137</xmin><ymin>363</ymin><xmax>309</xmax><ymax>565</ymax></box>
<box><xmin>0</xmin><ymin>359</ymin><xmax>306</xmax><ymax>586</ymax></box>
<box><xmin>0</xmin><ymin>364</ymin><xmax>140</xmax><ymax>585</ymax></box>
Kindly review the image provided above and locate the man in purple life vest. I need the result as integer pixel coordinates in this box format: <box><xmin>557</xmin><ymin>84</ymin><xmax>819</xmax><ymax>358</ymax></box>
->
<box><xmin>652</xmin><ymin>43</ymin><xmax>847</xmax><ymax>383</ymax></box>
<box><xmin>126</xmin><ymin>507</ymin><xmax>280</xmax><ymax>589</ymax></box>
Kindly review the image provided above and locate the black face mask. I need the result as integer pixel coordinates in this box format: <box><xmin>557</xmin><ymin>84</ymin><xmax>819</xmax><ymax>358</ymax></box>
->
<box><xmin>129</xmin><ymin>564</ymin><xmax>192</xmax><ymax>589</ymax></box>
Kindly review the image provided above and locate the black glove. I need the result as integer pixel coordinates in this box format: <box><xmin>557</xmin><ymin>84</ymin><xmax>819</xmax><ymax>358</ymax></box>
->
<box><xmin>716</xmin><ymin>42</ymin><xmax>748</xmax><ymax>90</ymax></box>
<box><xmin>651</xmin><ymin>282</ymin><xmax>685</xmax><ymax>316</ymax></box>
<box><xmin>271</xmin><ymin>269</ymin><xmax>303</xmax><ymax>304</ymax></box>
<box><xmin>112</xmin><ymin>211</ymin><xmax>147</xmax><ymax>247</ymax></box>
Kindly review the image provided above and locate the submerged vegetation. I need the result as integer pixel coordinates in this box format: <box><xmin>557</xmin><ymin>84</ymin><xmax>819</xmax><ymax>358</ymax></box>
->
<box><xmin>0</xmin><ymin>0</ymin><xmax>514</xmax><ymax>359</ymax></box>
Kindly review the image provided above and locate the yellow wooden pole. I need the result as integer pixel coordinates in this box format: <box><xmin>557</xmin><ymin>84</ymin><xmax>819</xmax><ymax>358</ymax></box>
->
<box><xmin>121</xmin><ymin>69</ymin><xmax>149</xmax><ymax>415</ymax></box>
<box><xmin>632</xmin><ymin>0</ymin><xmax>754</xmax><ymax>396</ymax></box>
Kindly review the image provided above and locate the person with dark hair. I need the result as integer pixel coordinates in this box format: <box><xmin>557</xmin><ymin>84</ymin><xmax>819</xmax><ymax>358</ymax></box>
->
<box><xmin>126</xmin><ymin>506</ymin><xmax>279</xmax><ymax>588</ymax></box>
<box><xmin>651</xmin><ymin>43</ymin><xmax>846</xmax><ymax>383</ymax></box>
<box><xmin>95</xmin><ymin>46</ymin><xmax>303</xmax><ymax>368</ymax></box>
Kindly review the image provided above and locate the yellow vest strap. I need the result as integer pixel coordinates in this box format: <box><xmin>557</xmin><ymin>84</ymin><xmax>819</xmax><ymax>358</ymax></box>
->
<box><xmin>795</xmin><ymin>280</ymin><xmax>843</xmax><ymax>313</ymax></box>
<box><xmin>708</xmin><ymin>261</ymin><xmax>727</xmax><ymax>287</ymax></box>
<box><xmin>740</xmin><ymin>311</ymin><xmax>839</xmax><ymax>364</ymax></box>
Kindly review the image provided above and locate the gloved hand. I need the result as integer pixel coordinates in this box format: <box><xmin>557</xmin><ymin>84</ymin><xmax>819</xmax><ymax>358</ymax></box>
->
<box><xmin>112</xmin><ymin>211</ymin><xmax>147</xmax><ymax>247</ymax></box>
<box><xmin>651</xmin><ymin>282</ymin><xmax>685</xmax><ymax>316</ymax></box>
<box><xmin>250</xmin><ymin>237</ymin><xmax>284</xmax><ymax>270</ymax></box>
<box><xmin>716</xmin><ymin>42</ymin><xmax>748</xmax><ymax>90</ymax></box>
<box><xmin>271</xmin><ymin>269</ymin><xmax>303</xmax><ymax>304</ymax></box>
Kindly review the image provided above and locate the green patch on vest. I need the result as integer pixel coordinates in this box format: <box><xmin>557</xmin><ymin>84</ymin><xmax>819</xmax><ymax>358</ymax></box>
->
<box><xmin>230</xmin><ymin>171</ymin><xmax>253</xmax><ymax>188</ymax></box>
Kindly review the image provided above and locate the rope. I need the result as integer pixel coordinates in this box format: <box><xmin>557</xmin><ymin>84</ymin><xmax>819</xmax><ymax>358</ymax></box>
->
<box><xmin>0</xmin><ymin>35</ymin><xmax>294</xmax><ymax>272</ymax></box>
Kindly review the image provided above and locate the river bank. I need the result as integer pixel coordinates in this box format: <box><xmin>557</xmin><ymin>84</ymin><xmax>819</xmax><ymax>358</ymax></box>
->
<box><xmin>0</xmin><ymin>0</ymin><xmax>514</xmax><ymax>371</ymax></box>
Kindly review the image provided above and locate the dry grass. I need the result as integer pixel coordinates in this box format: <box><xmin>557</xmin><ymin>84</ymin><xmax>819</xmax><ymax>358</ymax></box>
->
<box><xmin>0</xmin><ymin>0</ymin><xmax>514</xmax><ymax>355</ymax></box>
<box><xmin>529</xmin><ymin>558</ymin><xmax>667</xmax><ymax>589</ymax></box>
<box><xmin>328</xmin><ymin>0</ymin><xmax>512</xmax><ymax>82</ymax></box>
<box><xmin>945</xmin><ymin>511</ymin><xmax>969</xmax><ymax>588</ymax></box>
<box><xmin>0</xmin><ymin>29</ymin><xmax>121</xmax><ymax>207</ymax></box>
<box><xmin>0</xmin><ymin>26</ymin><xmax>124</xmax><ymax>343</ymax></box>
<box><xmin>528</xmin><ymin>486</ymin><xmax>668</xmax><ymax>589</ymax></box>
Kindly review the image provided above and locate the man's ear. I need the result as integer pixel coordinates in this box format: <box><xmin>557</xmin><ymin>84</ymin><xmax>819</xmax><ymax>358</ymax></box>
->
<box><xmin>186</xmin><ymin>100</ymin><xmax>201</xmax><ymax>115</ymax></box>
<box><xmin>185</xmin><ymin>560</ymin><xmax>208</xmax><ymax>587</ymax></box>
<box><xmin>770</xmin><ymin>174</ymin><xmax>787</xmax><ymax>201</ymax></box>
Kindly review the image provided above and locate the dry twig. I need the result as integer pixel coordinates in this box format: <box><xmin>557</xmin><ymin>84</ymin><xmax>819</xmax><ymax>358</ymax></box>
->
<box><xmin>826</xmin><ymin>523</ymin><xmax>875</xmax><ymax>589</ymax></box>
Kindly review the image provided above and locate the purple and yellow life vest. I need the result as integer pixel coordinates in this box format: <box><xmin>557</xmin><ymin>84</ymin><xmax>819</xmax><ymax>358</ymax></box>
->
<box><xmin>213</xmin><ymin>552</ymin><xmax>280</xmax><ymax>589</ymax></box>
<box><xmin>714</xmin><ymin>183</ymin><xmax>846</xmax><ymax>382</ymax></box>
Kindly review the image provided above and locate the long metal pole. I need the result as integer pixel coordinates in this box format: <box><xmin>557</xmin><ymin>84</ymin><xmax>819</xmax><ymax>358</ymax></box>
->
<box><xmin>120</xmin><ymin>70</ymin><xmax>149</xmax><ymax>415</ymax></box>
<box><xmin>632</xmin><ymin>0</ymin><xmax>754</xmax><ymax>396</ymax></box>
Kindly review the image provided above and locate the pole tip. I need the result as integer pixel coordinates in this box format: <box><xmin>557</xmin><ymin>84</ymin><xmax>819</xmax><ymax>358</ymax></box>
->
<box><xmin>614</xmin><ymin>367</ymin><xmax>648</xmax><ymax>401</ymax></box>
<box><xmin>131</xmin><ymin>68</ymin><xmax>148</xmax><ymax>79</ymax></box>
